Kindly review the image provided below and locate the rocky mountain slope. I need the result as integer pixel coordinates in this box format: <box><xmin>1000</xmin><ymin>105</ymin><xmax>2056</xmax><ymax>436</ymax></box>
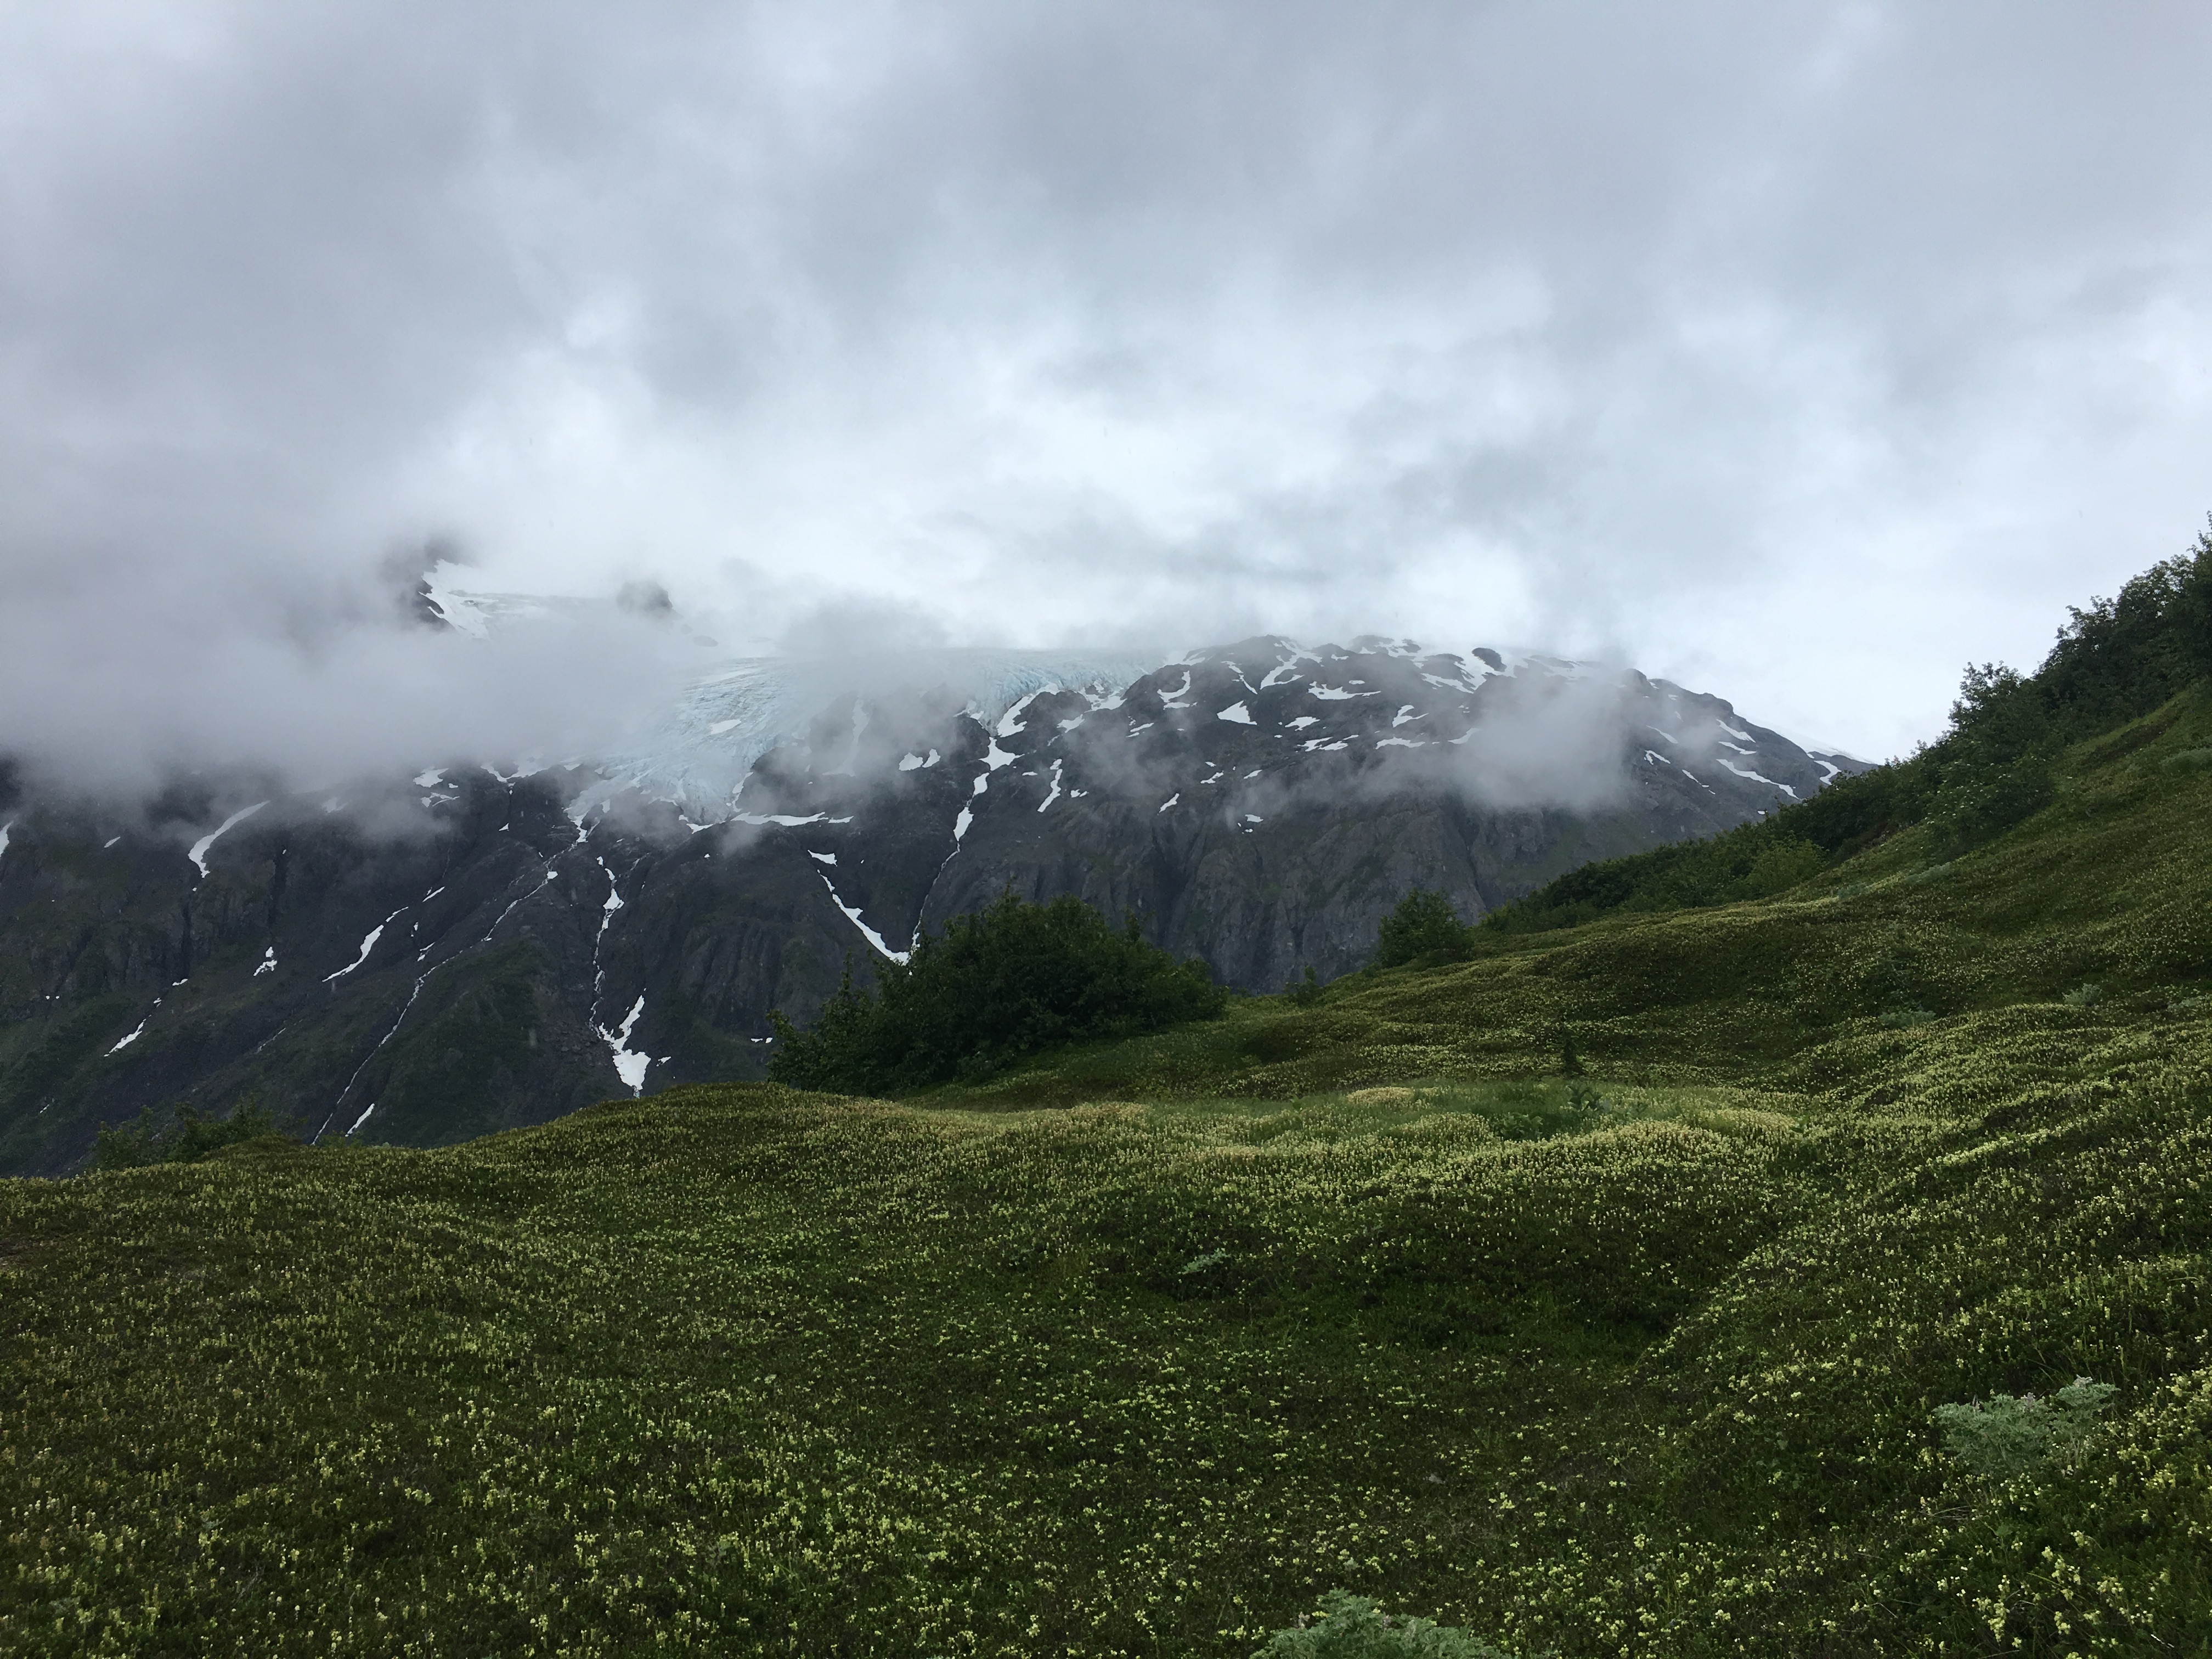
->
<box><xmin>0</xmin><ymin>635</ymin><xmax>1860</xmax><ymax>1172</ymax></box>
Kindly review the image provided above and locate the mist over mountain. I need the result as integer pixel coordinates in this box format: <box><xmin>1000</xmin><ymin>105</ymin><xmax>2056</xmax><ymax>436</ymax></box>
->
<box><xmin>4</xmin><ymin>5</ymin><xmax>2208</xmax><ymax>774</ymax></box>
<box><xmin>0</xmin><ymin>611</ymin><xmax>1860</xmax><ymax>1174</ymax></box>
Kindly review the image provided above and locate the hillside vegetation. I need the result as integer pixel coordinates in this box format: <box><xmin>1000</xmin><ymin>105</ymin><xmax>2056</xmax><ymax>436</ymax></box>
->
<box><xmin>1486</xmin><ymin>522</ymin><xmax>2212</xmax><ymax>935</ymax></box>
<box><xmin>5</xmin><ymin>558</ymin><xmax>2212</xmax><ymax>1656</ymax></box>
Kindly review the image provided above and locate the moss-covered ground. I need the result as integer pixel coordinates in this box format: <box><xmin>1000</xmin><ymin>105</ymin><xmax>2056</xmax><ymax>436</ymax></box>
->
<box><xmin>5</xmin><ymin>690</ymin><xmax>2212</xmax><ymax>1656</ymax></box>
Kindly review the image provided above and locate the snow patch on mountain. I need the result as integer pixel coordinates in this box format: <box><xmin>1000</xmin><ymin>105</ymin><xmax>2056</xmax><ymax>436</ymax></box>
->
<box><xmin>598</xmin><ymin>994</ymin><xmax>652</xmax><ymax>1094</ymax></box>
<box><xmin>820</xmin><ymin>873</ymin><xmax>911</xmax><ymax>964</ymax></box>
<box><xmin>188</xmin><ymin>802</ymin><xmax>266</xmax><ymax>878</ymax></box>
<box><xmin>414</xmin><ymin>592</ymin><xmax>1869</xmax><ymax>828</ymax></box>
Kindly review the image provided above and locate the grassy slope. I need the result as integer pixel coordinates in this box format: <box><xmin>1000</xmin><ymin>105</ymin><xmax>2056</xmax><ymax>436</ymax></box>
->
<box><xmin>939</xmin><ymin>684</ymin><xmax>2212</xmax><ymax>1109</ymax></box>
<box><xmin>2</xmin><ymin>693</ymin><xmax>2210</xmax><ymax>1657</ymax></box>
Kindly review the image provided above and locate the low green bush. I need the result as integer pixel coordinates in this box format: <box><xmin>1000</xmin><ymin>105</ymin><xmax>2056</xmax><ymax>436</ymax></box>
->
<box><xmin>1253</xmin><ymin>1590</ymin><xmax>1509</xmax><ymax>1657</ymax></box>
<box><xmin>1934</xmin><ymin>1378</ymin><xmax>2118</xmax><ymax>1481</ymax></box>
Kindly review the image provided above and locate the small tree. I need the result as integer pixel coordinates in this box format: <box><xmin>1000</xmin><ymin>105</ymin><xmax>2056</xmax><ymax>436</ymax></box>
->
<box><xmin>1374</xmin><ymin>889</ymin><xmax>1475</xmax><ymax>969</ymax></box>
<box><xmin>770</xmin><ymin>892</ymin><xmax>1225</xmax><ymax>1093</ymax></box>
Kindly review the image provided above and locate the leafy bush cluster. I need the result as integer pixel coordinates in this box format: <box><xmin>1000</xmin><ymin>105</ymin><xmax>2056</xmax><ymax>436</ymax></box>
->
<box><xmin>1487</xmin><ymin>521</ymin><xmax>2212</xmax><ymax>933</ymax></box>
<box><xmin>1255</xmin><ymin>1589</ymin><xmax>1508</xmax><ymax>1657</ymax></box>
<box><xmin>92</xmin><ymin>1102</ymin><xmax>289</xmax><ymax>1170</ymax></box>
<box><xmin>1934</xmin><ymin>1378</ymin><xmax>2118</xmax><ymax>1481</ymax></box>
<box><xmin>769</xmin><ymin>891</ymin><xmax>1225</xmax><ymax>1093</ymax></box>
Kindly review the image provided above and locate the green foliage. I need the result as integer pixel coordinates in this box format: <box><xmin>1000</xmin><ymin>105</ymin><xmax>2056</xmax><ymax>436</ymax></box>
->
<box><xmin>2038</xmin><ymin>528</ymin><xmax>2212</xmax><ymax>725</ymax></box>
<box><xmin>92</xmin><ymin>1101</ymin><xmax>291</xmax><ymax>1170</ymax></box>
<box><xmin>1285</xmin><ymin>966</ymin><xmax>1324</xmax><ymax>1007</ymax></box>
<box><xmin>9</xmin><ymin>1023</ymin><xmax>2202</xmax><ymax>1653</ymax></box>
<box><xmin>1739</xmin><ymin>837</ymin><xmax>1825</xmax><ymax>897</ymax></box>
<box><xmin>2</xmin><ymin>1078</ymin><xmax>1790</xmax><ymax>1655</ymax></box>
<box><xmin>1373</xmin><ymin>889</ymin><xmax>1476</xmax><ymax>969</ymax></box>
<box><xmin>769</xmin><ymin>891</ymin><xmax>1225</xmax><ymax>1093</ymax></box>
<box><xmin>1934</xmin><ymin>1379</ymin><xmax>2118</xmax><ymax>1481</ymax></box>
<box><xmin>1482</xmin><ymin>822</ymin><xmax>1846</xmax><ymax>935</ymax></box>
<box><xmin>1925</xmin><ymin>748</ymin><xmax>2054</xmax><ymax>848</ymax></box>
<box><xmin>1254</xmin><ymin>1590</ymin><xmax>1509</xmax><ymax>1657</ymax></box>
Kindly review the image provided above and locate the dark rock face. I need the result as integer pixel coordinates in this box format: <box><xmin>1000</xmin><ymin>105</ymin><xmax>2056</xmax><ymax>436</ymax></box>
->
<box><xmin>0</xmin><ymin>639</ymin><xmax>1855</xmax><ymax>1173</ymax></box>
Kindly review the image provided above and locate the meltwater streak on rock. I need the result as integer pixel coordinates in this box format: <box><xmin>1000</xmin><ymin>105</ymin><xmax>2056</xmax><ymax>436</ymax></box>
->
<box><xmin>0</xmin><ymin>632</ymin><xmax>1864</xmax><ymax>1173</ymax></box>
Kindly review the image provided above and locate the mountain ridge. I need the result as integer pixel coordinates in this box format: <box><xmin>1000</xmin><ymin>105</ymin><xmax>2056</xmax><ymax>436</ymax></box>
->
<box><xmin>0</xmin><ymin>633</ymin><xmax>1862</xmax><ymax>1173</ymax></box>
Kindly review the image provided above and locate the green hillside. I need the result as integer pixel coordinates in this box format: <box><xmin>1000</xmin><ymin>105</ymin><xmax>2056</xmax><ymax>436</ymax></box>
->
<box><xmin>6</xmin><ymin>654</ymin><xmax>2212</xmax><ymax>1652</ymax></box>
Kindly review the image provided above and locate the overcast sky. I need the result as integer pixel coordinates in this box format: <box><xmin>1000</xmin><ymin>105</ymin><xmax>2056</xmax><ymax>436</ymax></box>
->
<box><xmin>4</xmin><ymin>1</ymin><xmax>2209</xmax><ymax>777</ymax></box>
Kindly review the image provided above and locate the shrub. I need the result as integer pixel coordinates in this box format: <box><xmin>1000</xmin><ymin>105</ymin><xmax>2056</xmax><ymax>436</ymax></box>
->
<box><xmin>2062</xmin><ymin>983</ymin><xmax>2104</xmax><ymax>1009</ymax></box>
<box><xmin>1374</xmin><ymin>889</ymin><xmax>1476</xmax><ymax>969</ymax></box>
<box><xmin>1934</xmin><ymin>1379</ymin><xmax>2118</xmax><ymax>1481</ymax></box>
<box><xmin>1927</xmin><ymin>752</ymin><xmax>2055</xmax><ymax>849</ymax></box>
<box><xmin>1284</xmin><ymin>966</ymin><xmax>1324</xmax><ymax>1007</ymax></box>
<box><xmin>1253</xmin><ymin>1590</ymin><xmax>1509</xmax><ymax>1657</ymax></box>
<box><xmin>1741</xmin><ymin>837</ymin><xmax>1825</xmax><ymax>896</ymax></box>
<box><xmin>93</xmin><ymin>1102</ymin><xmax>291</xmax><ymax>1171</ymax></box>
<box><xmin>768</xmin><ymin>892</ymin><xmax>1225</xmax><ymax>1094</ymax></box>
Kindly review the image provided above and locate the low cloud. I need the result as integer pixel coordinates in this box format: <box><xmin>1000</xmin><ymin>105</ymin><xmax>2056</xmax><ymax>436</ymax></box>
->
<box><xmin>3</xmin><ymin>2</ymin><xmax>2208</xmax><ymax>781</ymax></box>
<box><xmin>1443</xmin><ymin>673</ymin><xmax>1641</xmax><ymax>814</ymax></box>
<box><xmin>0</xmin><ymin>554</ymin><xmax>696</xmax><ymax>803</ymax></box>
